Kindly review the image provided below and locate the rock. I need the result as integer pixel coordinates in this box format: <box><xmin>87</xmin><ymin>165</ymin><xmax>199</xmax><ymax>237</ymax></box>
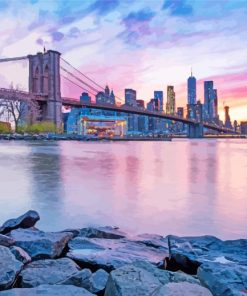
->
<box><xmin>104</xmin><ymin>265</ymin><xmax>162</xmax><ymax>296</ymax></box>
<box><xmin>0</xmin><ymin>234</ymin><xmax>15</xmax><ymax>247</ymax></box>
<box><xmin>0</xmin><ymin>284</ymin><xmax>95</xmax><ymax>295</ymax></box>
<box><xmin>0</xmin><ymin>246</ymin><xmax>23</xmax><ymax>290</ymax></box>
<box><xmin>0</xmin><ymin>210</ymin><xmax>40</xmax><ymax>234</ymax></box>
<box><xmin>166</xmin><ymin>235</ymin><xmax>247</xmax><ymax>274</ymax></box>
<box><xmin>10</xmin><ymin>246</ymin><xmax>31</xmax><ymax>264</ymax></box>
<box><xmin>155</xmin><ymin>282</ymin><xmax>213</xmax><ymax>296</ymax></box>
<box><xmin>131</xmin><ymin>233</ymin><xmax>168</xmax><ymax>249</ymax></box>
<box><xmin>10</xmin><ymin>228</ymin><xmax>73</xmax><ymax>259</ymax></box>
<box><xmin>132</xmin><ymin>261</ymin><xmax>200</xmax><ymax>285</ymax></box>
<box><xmin>79</xmin><ymin>226</ymin><xmax>126</xmax><ymax>239</ymax></box>
<box><xmin>60</xmin><ymin>268</ymin><xmax>108</xmax><ymax>294</ymax></box>
<box><xmin>67</xmin><ymin>237</ymin><xmax>168</xmax><ymax>271</ymax></box>
<box><xmin>87</xmin><ymin>269</ymin><xmax>109</xmax><ymax>294</ymax></box>
<box><xmin>197</xmin><ymin>262</ymin><xmax>247</xmax><ymax>296</ymax></box>
<box><xmin>19</xmin><ymin>258</ymin><xmax>80</xmax><ymax>287</ymax></box>
<box><xmin>59</xmin><ymin>268</ymin><xmax>92</xmax><ymax>287</ymax></box>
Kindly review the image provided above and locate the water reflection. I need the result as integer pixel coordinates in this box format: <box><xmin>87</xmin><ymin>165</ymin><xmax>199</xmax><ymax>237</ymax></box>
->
<box><xmin>0</xmin><ymin>139</ymin><xmax>246</xmax><ymax>239</ymax></box>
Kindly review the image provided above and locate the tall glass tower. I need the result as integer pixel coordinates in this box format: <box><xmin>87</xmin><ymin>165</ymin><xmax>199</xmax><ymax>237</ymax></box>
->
<box><xmin>187</xmin><ymin>70</ymin><xmax>196</xmax><ymax>105</ymax></box>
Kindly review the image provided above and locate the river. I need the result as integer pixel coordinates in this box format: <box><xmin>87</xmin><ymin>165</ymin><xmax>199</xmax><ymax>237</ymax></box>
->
<box><xmin>0</xmin><ymin>139</ymin><xmax>246</xmax><ymax>239</ymax></box>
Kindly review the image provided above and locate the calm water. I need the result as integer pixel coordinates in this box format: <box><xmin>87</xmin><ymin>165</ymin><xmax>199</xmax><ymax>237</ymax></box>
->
<box><xmin>0</xmin><ymin>139</ymin><xmax>246</xmax><ymax>239</ymax></box>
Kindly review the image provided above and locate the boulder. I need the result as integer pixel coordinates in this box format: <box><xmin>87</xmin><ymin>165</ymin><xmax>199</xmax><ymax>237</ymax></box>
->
<box><xmin>155</xmin><ymin>282</ymin><xmax>213</xmax><ymax>296</ymax></box>
<box><xmin>10</xmin><ymin>246</ymin><xmax>31</xmax><ymax>264</ymax></box>
<box><xmin>104</xmin><ymin>265</ymin><xmax>162</xmax><ymax>296</ymax></box>
<box><xmin>79</xmin><ymin>226</ymin><xmax>126</xmax><ymax>239</ymax></box>
<box><xmin>87</xmin><ymin>269</ymin><xmax>109</xmax><ymax>294</ymax></box>
<box><xmin>166</xmin><ymin>235</ymin><xmax>247</xmax><ymax>274</ymax></box>
<box><xmin>59</xmin><ymin>268</ymin><xmax>92</xmax><ymax>287</ymax></box>
<box><xmin>197</xmin><ymin>262</ymin><xmax>247</xmax><ymax>296</ymax></box>
<box><xmin>60</xmin><ymin>268</ymin><xmax>108</xmax><ymax>294</ymax></box>
<box><xmin>19</xmin><ymin>258</ymin><xmax>80</xmax><ymax>287</ymax></box>
<box><xmin>0</xmin><ymin>246</ymin><xmax>23</xmax><ymax>290</ymax></box>
<box><xmin>10</xmin><ymin>228</ymin><xmax>73</xmax><ymax>259</ymax></box>
<box><xmin>67</xmin><ymin>237</ymin><xmax>168</xmax><ymax>271</ymax></box>
<box><xmin>131</xmin><ymin>233</ymin><xmax>168</xmax><ymax>249</ymax></box>
<box><xmin>132</xmin><ymin>261</ymin><xmax>200</xmax><ymax>285</ymax></box>
<box><xmin>0</xmin><ymin>284</ymin><xmax>95</xmax><ymax>295</ymax></box>
<box><xmin>0</xmin><ymin>234</ymin><xmax>15</xmax><ymax>247</ymax></box>
<box><xmin>0</xmin><ymin>210</ymin><xmax>40</xmax><ymax>234</ymax></box>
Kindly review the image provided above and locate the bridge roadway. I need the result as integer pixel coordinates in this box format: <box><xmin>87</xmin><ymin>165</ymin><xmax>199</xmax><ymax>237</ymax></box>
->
<box><xmin>0</xmin><ymin>88</ymin><xmax>237</xmax><ymax>134</ymax></box>
<box><xmin>61</xmin><ymin>98</ymin><xmax>237</xmax><ymax>134</ymax></box>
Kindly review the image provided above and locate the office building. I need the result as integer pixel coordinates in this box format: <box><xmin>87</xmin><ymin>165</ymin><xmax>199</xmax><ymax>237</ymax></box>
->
<box><xmin>187</xmin><ymin>70</ymin><xmax>196</xmax><ymax>105</ymax></box>
<box><xmin>166</xmin><ymin>86</ymin><xmax>176</xmax><ymax>115</ymax></box>
<box><xmin>80</xmin><ymin>92</ymin><xmax>91</xmax><ymax>103</ymax></box>
<box><xmin>177</xmin><ymin>107</ymin><xmax>184</xmax><ymax>118</ymax></box>
<box><xmin>154</xmin><ymin>91</ymin><xmax>164</xmax><ymax>111</ymax></box>
<box><xmin>125</xmin><ymin>89</ymin><xmax>137</xmax><ymax>107</ymax></box>
<box><xmin>240</xmin><ymin>121</ymin><xmax>247</xmax><ymax>134</ymax></box>
<box><xmin>224</xmin><ymin>106</ymin><xmax>232</xmax><ymax>128</ymax></box>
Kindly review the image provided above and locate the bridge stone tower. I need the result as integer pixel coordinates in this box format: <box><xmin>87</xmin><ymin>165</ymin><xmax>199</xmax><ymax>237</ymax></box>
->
<box><xmin>28</xmin><ymin>50</ymin><xmax>62</xmax><ymax>128</ymax></box>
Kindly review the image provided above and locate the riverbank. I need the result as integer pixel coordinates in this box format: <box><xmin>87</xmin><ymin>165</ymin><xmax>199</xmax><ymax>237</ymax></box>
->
<box><xmin>0</xmin><ymin>134</ymin><xmax>172</xmax><ymax>141</ymax></box>
<box><xmin>0</xmin><ymin>211</ymin><xmax>246</xmax><ymax>295</ymax></box>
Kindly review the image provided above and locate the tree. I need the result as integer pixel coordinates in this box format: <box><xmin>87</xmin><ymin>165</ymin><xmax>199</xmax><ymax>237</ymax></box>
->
<box><xmin>0</xmin><ymin>85</ymin><xmax>41</xmax><ymax>132</ymax></box>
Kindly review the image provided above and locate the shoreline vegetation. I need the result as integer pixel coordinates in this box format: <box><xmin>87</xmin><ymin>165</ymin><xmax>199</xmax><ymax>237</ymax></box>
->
<box><xmin>0</xmin><ymin>211</ymin><xmax>246</xmax><ymax>295</ymax></box>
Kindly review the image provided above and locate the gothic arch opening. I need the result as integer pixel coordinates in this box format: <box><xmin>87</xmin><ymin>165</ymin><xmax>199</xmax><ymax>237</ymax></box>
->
<box><xmin>43</xmin><ymin>64</ymin><xmax>49</xmax><ymax>94</ymax></box>
<box><xmin>33</xmin><ymin>66</ymin><xmax>40</xmax><ymax>93</ymax></box>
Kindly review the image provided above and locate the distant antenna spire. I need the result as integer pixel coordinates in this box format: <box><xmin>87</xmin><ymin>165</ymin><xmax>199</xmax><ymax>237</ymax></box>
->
<box><xmin>191</xmin><ymin>67</ymin><xmax>193</xmax><ymax>77</ymax></box>
<box><xmin>43</xmin><ymin>46</ymin><xmax>46</xmax><ymax>53</ymax></box>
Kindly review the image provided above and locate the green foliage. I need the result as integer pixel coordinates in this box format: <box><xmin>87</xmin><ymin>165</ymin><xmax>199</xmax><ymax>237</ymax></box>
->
<box><xmin>17</xmin><ymin>121</ymin><xmax>60</xmax><ymax>134</ymax></box>
<box><xmin>0</xmin><ymin>122</ymin><xmax>12</xmax><ymax>134</ymax></box>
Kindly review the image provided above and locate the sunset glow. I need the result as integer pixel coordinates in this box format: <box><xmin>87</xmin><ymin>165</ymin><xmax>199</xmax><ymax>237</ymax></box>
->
<box><xmin>0</xmin><ymin>0</ymin><xmax>246</xmax><ymax>121</ymax></box>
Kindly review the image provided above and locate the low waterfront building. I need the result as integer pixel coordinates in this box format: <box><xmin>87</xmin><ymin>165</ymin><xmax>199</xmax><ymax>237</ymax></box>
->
<box><xmin>240</xmin><ymin>121</ymin><xmax>247</xmax><ymax>134</ymax></box>
<box><xmin>79</xmin><ymin>115</ymin><xmax>127</xmax><ymax>137</ymax></box>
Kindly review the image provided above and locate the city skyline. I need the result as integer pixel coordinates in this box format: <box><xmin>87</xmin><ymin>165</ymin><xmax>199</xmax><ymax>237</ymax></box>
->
<box><xmin>0</xmin><ymin>0</ymin><xmax>246</xmax><ymax>121</ymax></box>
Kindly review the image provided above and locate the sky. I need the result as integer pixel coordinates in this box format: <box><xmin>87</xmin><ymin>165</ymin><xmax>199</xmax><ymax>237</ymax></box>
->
<box><xmin>0</xmin><ymin>0</ymin><xmax>246</xmax><ymax>121</ymax></box>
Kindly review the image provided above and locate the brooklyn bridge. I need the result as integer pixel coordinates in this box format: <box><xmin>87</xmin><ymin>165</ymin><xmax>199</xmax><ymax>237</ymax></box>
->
<box><xmin>0</xmin><ymin>49</ymin><xmax>238</xmax><ymax>138</ymax></box>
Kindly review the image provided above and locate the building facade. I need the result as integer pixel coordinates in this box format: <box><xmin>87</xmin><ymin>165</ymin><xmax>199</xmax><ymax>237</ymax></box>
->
<box><xmin>125</xmin><ymin>89</ymin><xmax>137</xmax><ymax>107</ymax></box>
<box><xmin>166</xmin><ymin>86</ymin><xmax>176</xmax><ymax>115</ymax></box>
<box><xmin>187</xmin><ymin>72</ymin><xmax>196</xmax><ymax>105</ymax></box>
<box><xmin>154</xmin><ymin>91</ymin><xmax>164</xmax><ymax>112</ymax></box>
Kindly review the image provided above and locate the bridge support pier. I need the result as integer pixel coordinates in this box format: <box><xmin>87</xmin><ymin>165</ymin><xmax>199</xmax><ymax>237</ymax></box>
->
<box><xmin>28</xmin><ymin>50</ymin><xmax>62</xmax><ymax>129</ymax></box>
<box><xmin>188</xmin><ymin>123</ymin><xmax>204</xmax><ymax>138</ymax></box>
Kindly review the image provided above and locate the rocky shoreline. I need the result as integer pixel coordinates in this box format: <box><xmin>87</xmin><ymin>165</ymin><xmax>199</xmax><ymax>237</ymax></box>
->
<box><xmin>0</xmin><ymin>211</ymin><xmax>246</xmax><ymax>295</ymax></box>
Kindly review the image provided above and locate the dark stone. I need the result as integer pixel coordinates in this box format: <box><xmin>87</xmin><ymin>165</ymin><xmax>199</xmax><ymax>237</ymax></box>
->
<box><xmin>0</xmin><ymin>246</ymin><xmax>23</xmax><ymax>290</ymax></box>
<box><xmin>155</xmin><ymin>282</ymin><xmax>213</xmax><ymax>296</ymax></box>
<box><xmin>104</xmin><ymin>265</ymin><xmax>162</xmax><ymax>296</ymax></box>
<box><xmin>131</xmin><ymin>233</ymin><xmax>168</xmax><ymax>249</ymax></box>
<box><xmin>58</xmin><ymin>268</ymin><xmax>92</xmax><ymax>287</ymax></box>
<box><xmin>19</xmin><ymin>258</ymin><xmax>80</xmax><ymax>287</ymax></box>
<box><xmin>59</xmin><ymin>268</ymin><xmax>108</xmax><ymax>295</ymax></box>
<box><xmin>79</xmin><ymin>226</ymin><xmax>126</xmax><ymax>239</ymax></box>
<box><xmin>0</xmin><ymin>234</ymin><xmax>15</xmax><ymax>247</ymax></box>
<box><xmin>0</xmin><ymin>210</ymin><xmax>40</xmax><ymax>235</ymax></box>
<box><xmin>0</xmin><ymin>284</ymin><xmax>95</xmax><ymax>295</ymax></box>
<box><xmin>67</xmin><ymin>236</ymin><xmax>168</xmax><ymax>271</ymax></box>
<box><xmin>132</xmin><ymin>261</ymin><xmax>200</xmax><ymax>285</ymax></box>
<box><xmin>10</xmin><ymin>228</ymin><xmax>73</xmax><ymax>259</ymax></box>
<box><xmin>198</xmin><ymin>262</ymin><xmax>247</xmax><ymax>296</ymax></box>
<box><xmin>10</xmin><ymin>246</ymin><xmax>31</xmax><ymax>264</ymax></box>
<box><xmin>87</xmin><ymin>269</ymin><xmax>109</xmax><ymax>294</ymax></box>
<box><xmin>166</xmin><ymin>235</ymin><xmax>247</xmax><ymax>274</ymax></box>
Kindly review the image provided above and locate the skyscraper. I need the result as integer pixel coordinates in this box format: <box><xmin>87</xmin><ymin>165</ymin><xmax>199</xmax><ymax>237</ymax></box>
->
<box><xmin>187</xmin><ymin>70</ymin><xmax>196</xmax><ymax>105</ymax></box>
<box><xmin>154</xmin><ymin>91</ymin><xmax>163</xmax><ymax>112</ymax></box>
<box><xmin>166</xmin><ymin>86</ymin><xmax>175</xmax><ymax>115</ymax></box>
<box><xmin>224</xmin><ymin>106</ymin><xmax>232</xmax><ymax>128</ymax></box>
<box><xmin>204</xmin><ymin>81</ymin><xmax>214</xmax><ymax>119</ymax></box>
<box><xmin>125</xmin><ymin>89</ymin><xmax>137</xmax><ymax>107</ymax></box>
